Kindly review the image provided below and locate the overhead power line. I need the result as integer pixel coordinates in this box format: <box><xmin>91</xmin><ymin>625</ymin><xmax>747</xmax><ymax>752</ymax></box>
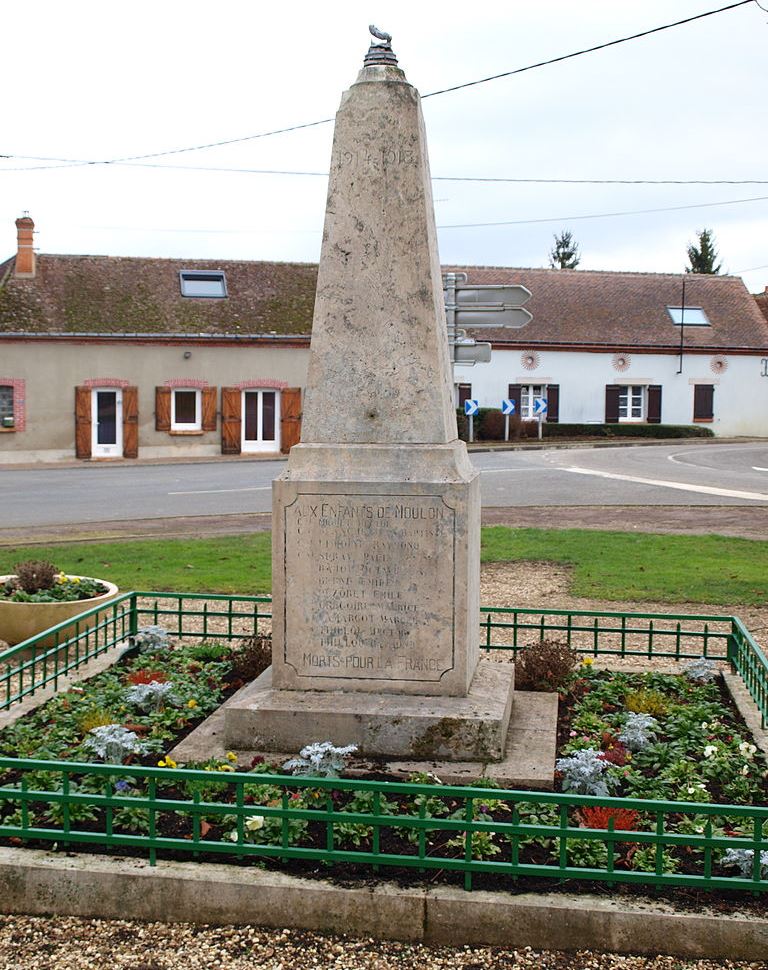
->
<box><xmin>2</xmin><ymin>157</ymin><xmax>766</xmax><ymax>186</ymax></box>
<box><xmin>438</xmin><ymin>194</ymin><xmax>768</xmax><ymax>229</ymax></box>
<box><xmin>0</xmin><ymin>0</ymin><xmax>755</xmax><ymax>172</ymax></box>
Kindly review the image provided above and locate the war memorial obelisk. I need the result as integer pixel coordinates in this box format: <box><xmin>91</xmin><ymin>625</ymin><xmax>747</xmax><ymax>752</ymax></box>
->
<box><xmin>226</xmin><ymin>30</ymin><xmax>515</xmax><ymax>762</ymax></box>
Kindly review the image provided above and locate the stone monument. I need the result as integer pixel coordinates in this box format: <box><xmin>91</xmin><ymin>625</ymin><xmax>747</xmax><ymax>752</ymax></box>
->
<box><xmin>225</xmin><ymin>29</ymin><xmax>515</xmax><ymax>763</ymax></box>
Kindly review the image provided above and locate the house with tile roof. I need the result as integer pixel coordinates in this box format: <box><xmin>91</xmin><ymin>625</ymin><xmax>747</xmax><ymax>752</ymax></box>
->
<box><xmin>1</xmin><ymin>214</ymin><xmax>767</xmax><ymax>463</ymax></box>
<box><xmin>450</xmin><ymin>266</ymin><xmax>768</xmax><ymax>436</ymax></box>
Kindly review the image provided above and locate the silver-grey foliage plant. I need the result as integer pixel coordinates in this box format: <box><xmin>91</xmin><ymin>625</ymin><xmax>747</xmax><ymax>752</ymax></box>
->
<box><xmin>555</xmin><ymin>748</ymin><xmax>616</xmax><ymax>797</ymax></box>
<box><xmin>283</xmin><ymin>741</ymin><xmax>358</xmax><ymax>778</ymax></box>
<box><xmin>84</xmin><ymin>724</ymin><xmax>146</xmax><ymax>764</ymax></box>
<box><xmin>684</xmin><ymin>657</ymin><xmax>718</xmax><ymax>683</ymax></box>
<box><xmin>131</xmin><ymin>625</ymin><xmax>171</xmax><ymax>653</ymax></box>
<box><xmin>618</xmin><ymin>713</ymin><xmax>658</xmax><ymax>752</ymax></box>
<box><xmin>125</xmin><ymin>681</ymin><xmax>178</xmax><ymax>712</ymax></box>
<box><xmin>722</xmin><ymin>848</ymin><xmax>768</xmax><ymax>878</ymax></box>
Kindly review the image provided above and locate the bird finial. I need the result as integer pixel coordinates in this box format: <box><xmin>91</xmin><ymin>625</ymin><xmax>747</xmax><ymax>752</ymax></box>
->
<box><xmin>369</xmin><ymin>25</ymin><xmax>392</xmax><ymax>46</ymax></box>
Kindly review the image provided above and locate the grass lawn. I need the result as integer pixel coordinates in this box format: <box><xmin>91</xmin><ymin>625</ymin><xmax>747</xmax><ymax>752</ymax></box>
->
<box><xmin>1</xmin><ymin>527</ymin><xmax>766</xmax><ymax>605</ymax></box>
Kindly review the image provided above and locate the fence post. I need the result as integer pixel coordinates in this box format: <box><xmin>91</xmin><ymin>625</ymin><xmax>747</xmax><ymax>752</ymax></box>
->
<box><xmin>129</xmin><ymin>593</ymin><xmax>139</xmax><ymax>641</ymax></box>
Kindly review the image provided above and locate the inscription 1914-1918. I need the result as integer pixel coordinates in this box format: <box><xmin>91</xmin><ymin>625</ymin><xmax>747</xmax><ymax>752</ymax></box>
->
<box><xmin>283</xmin><ymin>494</ymin><xmax>455</xmax><ymax>682</ymax></box>
<box><xmin>334</xmin><ymin>147</ymin><xmax>418</xmax><ymax>171</ymax></box>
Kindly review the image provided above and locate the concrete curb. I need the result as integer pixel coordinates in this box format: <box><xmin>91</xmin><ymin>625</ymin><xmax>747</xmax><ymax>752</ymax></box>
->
<box><xmin>0</xmin><ymin>847</ymin><xmax>766</xmax><ymax>960</ymax></box>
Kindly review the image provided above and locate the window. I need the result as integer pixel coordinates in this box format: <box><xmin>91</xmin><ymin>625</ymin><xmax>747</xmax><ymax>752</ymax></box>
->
<box><xmin>171</xmin><ymin>389</ymin><xmax>201</xmax><ymax>430</ymax></box>
<box><xmin>0</xmin><ymin>385</ymin><xmax>13</xmax><ymax>428</ymax></box>
<box><xmin>179</xmin><ymin>270</ymin><xmax>227</xmax><ymax>298</ymax></box>
<box><xmin>667</xmin><ymin>306</ymin><xmax>710</xmax><ymax>326</ymax></box>
<box><xmin>618</xmin><ymin>385</ymin><xmax>645</xmax><ymax>421</ymax></box>
<box><xmin>693</xmin><ymin>384</ymin><xmax>714</xmax><ymax>421</ymax></box>
<box><xmin>520</xmin><ymin>384</ymin><xmax>544</xmax><ymax>420</ymax></box>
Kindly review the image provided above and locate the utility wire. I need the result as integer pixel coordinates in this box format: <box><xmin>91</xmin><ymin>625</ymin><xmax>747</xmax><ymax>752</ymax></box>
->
<box><xmin>2</xmin><ymin>157</ymin><xmax>766</xmax><ymax>186</ymax></box>
<box><xmin>438</xmin><ymin>194</ymin><xmax>768</xmax><ymax>229</ymax></box>
<box><xmin>0</xmin><ymin>0</ymin><xmax>755</xmax><ymax>172</ymax></box>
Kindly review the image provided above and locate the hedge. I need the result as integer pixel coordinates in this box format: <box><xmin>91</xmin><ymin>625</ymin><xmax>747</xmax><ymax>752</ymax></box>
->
<box><xmin>455</xmin><ymin>409</ymin><xmax>714</xmax><ymax>442</ymax></box>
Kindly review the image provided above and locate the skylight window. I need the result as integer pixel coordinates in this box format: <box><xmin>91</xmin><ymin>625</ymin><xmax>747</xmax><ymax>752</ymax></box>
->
<box><xmin>667</xmin><ymin>306</ymin><xmax>710</xmax><ymax>326</ymax></box>
<box><xmin>179</xmin><ymin>270</ymin><xmax>227</xmax><ymax>298</ymax></box>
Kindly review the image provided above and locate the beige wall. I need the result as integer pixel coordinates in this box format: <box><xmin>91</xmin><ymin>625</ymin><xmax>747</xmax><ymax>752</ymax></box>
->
<box><xmin>0</xmin><ymin>339</ymin><xmax>310</xmax><ymax>461</ymax></box>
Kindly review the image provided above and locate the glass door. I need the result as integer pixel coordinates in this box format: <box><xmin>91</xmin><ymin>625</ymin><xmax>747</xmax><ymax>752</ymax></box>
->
<box><xmin>241</xmin><ymin>389</ymin><xmax>280</xmax><ymax>453</ymax></box>
<box><xmin>91</xmin><ymin>389</ymin><xmax>123</xmax><ymax>457</ymax></box>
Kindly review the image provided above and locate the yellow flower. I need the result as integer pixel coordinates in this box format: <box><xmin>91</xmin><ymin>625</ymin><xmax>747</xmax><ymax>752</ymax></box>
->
<box><xmin>581</xmin><ymin>657</ymin><xmax>594</xmax><ymax>666</ymax></box>
<box><xmin>226</xmin><ymin>751</ymin><xmax>237</xmax><ymax>763</ymax></box>
<box><xmin>218</xmin><ymin>764</ymin><xmax>235</xmax><ymax>772</ymax></box>
<box><xmin>157</xmin><ymin>756</ymin><xmax>177</xmax><ymax>769</ymax></box>
<box><xmin>186</xmin><ymin>699</ymin><xmax>198</xmax><ymax>709</ymax></box>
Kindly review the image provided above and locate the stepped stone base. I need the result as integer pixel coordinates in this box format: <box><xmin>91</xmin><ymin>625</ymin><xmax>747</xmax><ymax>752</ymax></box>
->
<box><xmin>224</xmin><ymin>659</ymin><xmax>514</xmax><ymax>762</ymax></box>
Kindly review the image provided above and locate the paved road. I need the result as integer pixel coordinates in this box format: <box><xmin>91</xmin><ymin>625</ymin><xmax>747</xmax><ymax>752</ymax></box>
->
<box><xmin>1</xmin><ymin>442</ymin><xmax>767</xmax><ymax>535</ymax></box>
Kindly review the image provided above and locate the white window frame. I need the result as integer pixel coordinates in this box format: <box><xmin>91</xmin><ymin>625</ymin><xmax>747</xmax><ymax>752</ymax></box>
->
<box><xmin>171</xmin><ymin>388</ymin><xmax>202</xmax><ymax>431</ymax></box>
<box><xmin>520</xmin><ymin>384</ymin><xmax>545</xmax><ymax>421</ymax></box>
<box><xmin>667</xmin><ymin>306</ymin><xmax>710</xmax><ymax>326</ymax></box>
<box><xmin>241</xmin><ymin>388</ymin><xmax>281</xmax><ymax>454</ymax></box>
<box><xmin>618</xmin><ymin>385</ymin><xmax>645</xmax><ymax>422</ymax></box>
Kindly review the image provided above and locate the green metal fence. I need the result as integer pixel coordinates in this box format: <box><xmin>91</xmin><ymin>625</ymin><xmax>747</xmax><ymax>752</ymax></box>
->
<box><xmin>0</xmin><ymin>593</ymin><xmax>766</xmax><ymax>894</ymax></box>
<box><xmin>0</xmin><ymin>757</ymin><xmax>764</xmax><ymax>892</ymax></box>
<box><xmin>1</xmin><ymin>592</ymin><xmax>766</xmax><ymax>728</ymax></box>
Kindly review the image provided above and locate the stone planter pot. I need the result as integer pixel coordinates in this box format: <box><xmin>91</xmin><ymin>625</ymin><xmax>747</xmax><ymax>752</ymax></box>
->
<box><xmin>0</xmin><ymin>576</ymin><xmax>120</xmax><ymax>648</ymax></box>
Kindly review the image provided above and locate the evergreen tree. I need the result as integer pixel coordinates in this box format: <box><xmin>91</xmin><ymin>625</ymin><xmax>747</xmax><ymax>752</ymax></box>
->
<box><xmin>686</xmin><ymin>228</ymin><xmax>722</xmax><ymax>274</ymax></box>
<box><xmin>549</xmin><ymin>230</ymin><xmax>581</xmax><ymax>269</ymax></box>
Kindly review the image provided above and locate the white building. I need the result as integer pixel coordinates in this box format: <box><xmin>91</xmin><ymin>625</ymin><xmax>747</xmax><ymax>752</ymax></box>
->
<box><xmin>450</xmin><ymin>267</ymin><xmax>768</xmax><ymax>437</ymax></box>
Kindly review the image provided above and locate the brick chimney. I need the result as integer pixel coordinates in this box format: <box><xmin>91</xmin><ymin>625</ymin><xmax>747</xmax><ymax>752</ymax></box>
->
<box><xmin>14</xmin><ymin>213</ymin><xmax>35</xmax><ymax>277</ymax></box>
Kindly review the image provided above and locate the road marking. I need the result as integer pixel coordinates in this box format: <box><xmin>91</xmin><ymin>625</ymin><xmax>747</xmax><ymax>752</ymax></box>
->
<box><xmin>167</xmin><ymin>486</ymin><xmax>272</xmax><ymax>495</ymax></box>
<box><xmin>480</xmin><ymin>467</ymin><xmax>540</xmax><ymax>474</ymax></box>
<box><xmin>565</xmin><ymin>466</ymin><xmax>768</xmax><ymax>502</ymax></box>
<box><xmin>753</xmin><ymin>466</ymin><xmax>768</xmax><ymax>472</ymax></box>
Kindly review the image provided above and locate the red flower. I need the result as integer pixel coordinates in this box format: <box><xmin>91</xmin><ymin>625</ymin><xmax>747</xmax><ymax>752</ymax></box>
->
<box><xmin>127</xmin><ymin>670</ymin><xmax>167</xmax><ymax>685</ymax></box>
<box><xmin>580</xmin><ymin>805</ymin><xmax>639</xmax><ymax>831</ymax></box>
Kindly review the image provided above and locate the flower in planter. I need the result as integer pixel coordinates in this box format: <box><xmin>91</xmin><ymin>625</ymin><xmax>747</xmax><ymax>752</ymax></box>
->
<box><xmin>85</xmin><ymin>724</ymin><xmax>145</xmax><ymax>764</ymax></box>
<box><xmin>2</xmin><ymin>559</ymin><xmax>109</xmax><ymax>603</ymax></box>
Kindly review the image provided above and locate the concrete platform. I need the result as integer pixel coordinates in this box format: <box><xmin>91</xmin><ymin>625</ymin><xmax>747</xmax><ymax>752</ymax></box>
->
<box><xmin>172</xmin><ymin>676</ymin><xmax>558</xmax><ymax>789</ymax></box>
<box><xmin>224</xmin><ymin>659</ymin><xmax>515</xmax><ymax>762</ymax></box>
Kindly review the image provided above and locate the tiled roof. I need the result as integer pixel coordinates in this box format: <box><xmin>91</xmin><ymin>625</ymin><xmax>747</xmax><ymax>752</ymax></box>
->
<box><xmin>1</xmin><ymin>253</ymin><xmax>766</xmax><ymax>351</ymax></box>
<box><xmin>0</xmin><ymin>254</ymin><xmax>318</xmax><ymax>336</ymax></box>
<box><xmin>447</xmin><ymin>266</ymin><xmax>768</xmax><ymax>352</ymax></box>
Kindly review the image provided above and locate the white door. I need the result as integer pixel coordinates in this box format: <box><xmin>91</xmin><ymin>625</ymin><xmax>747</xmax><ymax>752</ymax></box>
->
<box><xmin>241</xmin><ymin>389</ymin><xmax>280</xmax><ymax>454</ymax></box>
<box><xmin>91</xmin><ymin>388</ymin><xmax>123</xmax><ymax>458</ymax></box>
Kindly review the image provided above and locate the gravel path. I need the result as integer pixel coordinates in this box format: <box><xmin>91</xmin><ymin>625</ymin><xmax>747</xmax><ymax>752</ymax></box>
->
<box><xmin>0</xmin><ymin>917</ymin><xmax>765</xmax><ymax>970</ymax></box>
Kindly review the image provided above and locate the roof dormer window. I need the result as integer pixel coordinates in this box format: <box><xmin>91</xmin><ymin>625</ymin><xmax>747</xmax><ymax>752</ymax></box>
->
<box><xmin>666</xmin><ymin>306</ymin><xmax>710</xmax><ymax>326</ymax></box>
<box><xmin>179</xmin><ymin>270</ymin><xmax>227</xmax><ymax>298</ymax></box>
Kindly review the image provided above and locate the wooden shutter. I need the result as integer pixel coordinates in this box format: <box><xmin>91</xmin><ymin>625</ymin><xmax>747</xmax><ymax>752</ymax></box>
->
<box><xmin>280</xmin><ymin>387</ymin><xmax>302</xmax><ymax>454</ymax></box>
<box><xmin>693</xmin><ymin>384</ymin><xmax>714</xmax><ymax>420</ymax></box>
<box><xmin>74</xmin><ymin>386</ymin><xmax>91</xmax><ymax>459</ymax></box>
<box><xmin>605</xmin><ymin>385</ymin><xmax>620</xmax><ymax>423</ymax></box>
<box><xmin>647</xmin><ymin>385</ymin><xmax>662</xmax><ymax>424</ymax></box>
<box><xmin>122</xmin><ymin>385</ymin><xmax>139</xmax><ymax>458</ymax></box>
<box><xmin>155</xmin><ymin>386</ymin><xmax>171</xmax><ymax>432</ymax></box>
<box><xmin>221</xmin><ymin>387</ymin><xmax>242</xmax><ymax>454</ymax></box>
<box><xmin>546</xmin><ymin>384</ymin><xmax>560</xmax><ymax>423</ymax></box>
<box><xmin>201</xmin><ymin>386</ymin><xmax>218</xmax><ymax>431</ymax></box>
<box><xmin>507</xmin><ymin>384</ymin><xmax>522</xmax><ymax>414</ymax></box>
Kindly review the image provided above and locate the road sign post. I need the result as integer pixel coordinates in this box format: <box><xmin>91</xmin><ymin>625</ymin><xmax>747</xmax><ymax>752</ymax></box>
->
<box><xmin>533</xmin><ymin>396</ymin><xmax>548</xmax><ymax>441</ymax></box>
<box><xmin>464</xmin><ymin>398</ymin><xmax>479</xmax><ymax>443</ymax></box>
<box><xmin>501</xmin><ymin>398</ymin><xmax>515</xmax><ymax>442</ymax></box>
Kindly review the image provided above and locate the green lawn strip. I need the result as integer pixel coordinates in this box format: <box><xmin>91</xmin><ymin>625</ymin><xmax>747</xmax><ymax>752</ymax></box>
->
<box><xmin>0</xmin><ymin>534</ymin><xmax>272</xmax><ymax>596</ymax></box>
<box><xmin>481</xmin><ymin>527</ymin><xmax>768</xmax><ymax>606</ymax></box>
<box><xmin>2</xmin><ymin>527</ymin><xmax>766</xmax><ymax>605</ymax></box>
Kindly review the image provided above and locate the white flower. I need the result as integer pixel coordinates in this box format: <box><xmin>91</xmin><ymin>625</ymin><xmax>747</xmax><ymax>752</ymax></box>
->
<box><xmin>227</xmin><ymin>830</ymin><xmax>239</xmax><ymax>842</ymax></box>
<box><xmin>703</xmin><ymin>745</ymin><xmax>718</xmax><ymax>758</ymax></box>
<box><xmin>700</xmin><ymin>722</ymin><xmax>708</xmax><ymax>730</ymax></box>
<box><xmin>245</xmin><ymin>814</ymin><xmax>265</xmax><ymax>832</ymax></box>
<box><xmin>695</xmin><ymin>826</ymin><xmax>704</xmax><ymax>834</ymax></box>
<box><xmin>687</xmin><ymin>787</ymin><xmax>696</xmax><ymax>795</ymax></box>
<box><xmin>741</xmin><ymin>764</ymin><xmax>750</xmax><ymax>776</ymax></box>
<box><xmin>738</xmin><ymin>741</ymin><xmax>757</xmax><ymax>758</ymax></box>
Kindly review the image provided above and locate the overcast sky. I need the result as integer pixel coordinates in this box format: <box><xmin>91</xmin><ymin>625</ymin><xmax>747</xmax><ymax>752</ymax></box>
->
<box><xmin>3</xmin><ymin>0</ymin><xmax>767</xmax><ymax>293</ymax></box>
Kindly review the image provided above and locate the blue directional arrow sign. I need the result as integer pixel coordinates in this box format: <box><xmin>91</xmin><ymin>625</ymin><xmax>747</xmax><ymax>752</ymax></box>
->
<box><xmin>501</xmin><ymin>399</ymin><xmax>516</xmax><ymax>415</ymax></box>
<box><xmin>464</xmin><ymin>399</ymin><xmax>479</xmax><ymax>416</ymax></box>
<box><xmin>533</xmin><ymin>397</ymin><xmax>548</xmax><ymax>416</ymax></box>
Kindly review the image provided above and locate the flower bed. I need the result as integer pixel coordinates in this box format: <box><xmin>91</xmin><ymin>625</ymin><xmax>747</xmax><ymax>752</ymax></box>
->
<box><xmin>0</xmin><ymin>631</ymin><xmax>766</xmax><ymax>899</ymax></box>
